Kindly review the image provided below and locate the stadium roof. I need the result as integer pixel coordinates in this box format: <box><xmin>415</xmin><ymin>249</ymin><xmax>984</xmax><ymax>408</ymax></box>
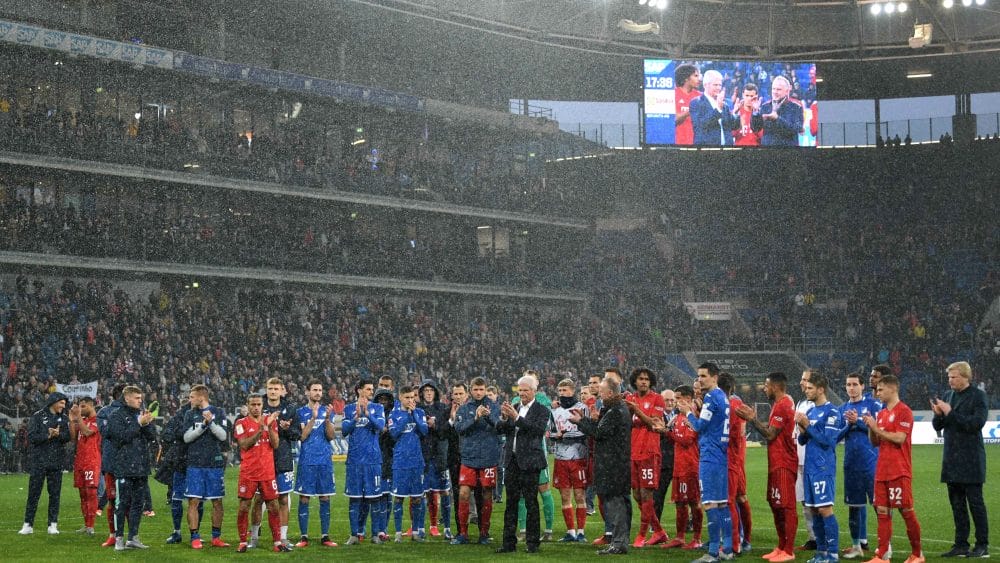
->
<box><xmin>350</xmin><ymin>0</ymin><xmax>1000</xmax><ymax>61</ymax></box>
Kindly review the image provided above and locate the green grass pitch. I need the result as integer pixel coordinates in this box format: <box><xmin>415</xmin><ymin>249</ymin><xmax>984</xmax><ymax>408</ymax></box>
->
<box><xmin>1</xmin><ymin>445</ymin><xmax>996</xmax><ymax>561</ymax></box>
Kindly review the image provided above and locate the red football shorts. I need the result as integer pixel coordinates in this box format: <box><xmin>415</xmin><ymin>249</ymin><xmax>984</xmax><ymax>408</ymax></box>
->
<box><xmin>74</xmin><ymin>468</ymin><xmax>100</xmax><ymax>488</ymax></box>
<box><xmin>728</xmin><ymin>464</ymin><xmax>747</xmax><ymax>500</ymax></box>
<box><xmin>553</xmin><ymin>459</ymin><xmax>589</xmax><ymax>489</ymax></box>
<box><xmin>874</xmin><ymin>477</ymin><xmax>914</xmax><ymax>510</ymax></box>
<box><xmin>631</xmin><ymin>455</ymin><xmax>661</xmax><ymax>490</ymax></box>
<box><xmin>767</xmin><ymin>468</ymin><xmax>796</xmax><ymax>509</ymax></box>
<box><xmin>103</xmin><ymin>472</ymin><xmax>117</xmax><ymax>500</ymax></box>
<box><xmin>458</xmin><ymin>465</ymin><xmax>497</xmax><ymax>489</ymax></box>
<box><xmin>238</xmin><ymin>476</ymin><xmax>278</xmax><ymax>501</ymax></box>
<box><xmin>671</xmin><ymin>475</ymin><xmax>700</xmax><ymax>503</ymax></box>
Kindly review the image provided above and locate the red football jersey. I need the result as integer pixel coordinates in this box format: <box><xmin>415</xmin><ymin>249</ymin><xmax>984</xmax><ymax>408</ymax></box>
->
<box><xmin>235</xmin><ymin>416</ymin><xmax>277</xmax><ymax>482</ymax></box>
<box><xmin>733</xmin><ymin>106</ymin><xmax>761</xmax><ymax>146</ymax></box>
<box><xmin>671</xmin><ymin>415</ymin><xmax>700</xmax><ymax>478</ymax></box>
<box><xmin>74</xmin><ymin>416</ymin><xmax>101</xmax><ymax>471</ymax></box>
<box><xmin>875</xmin><ymin>401</ymin><xmax>913</xmax><ymax>481</ymax></box>
<box><xmin>629</xmin><ymin>391</ymin><xmax>665</xmax><ymax>460</ymax></box>
<box><xmin>675</xmin><ymin>88</ymin><xmax>702</xmax><ymax>145</ymax></box>
<box><xmin>728</xmin><ymin>396</ymin><xmax>747</xmax><ymax>470</ymax></box>
<box><xmin>767</xmin><ymin>395</ymin><xmax>798</xmax><ymax>473</ymax></box>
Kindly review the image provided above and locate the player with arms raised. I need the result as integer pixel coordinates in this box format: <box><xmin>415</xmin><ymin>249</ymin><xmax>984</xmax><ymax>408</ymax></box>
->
<box><xmin>70</xmin><ymin>397</ymin><xmax>101</xmax><ymax>536</ymax></box>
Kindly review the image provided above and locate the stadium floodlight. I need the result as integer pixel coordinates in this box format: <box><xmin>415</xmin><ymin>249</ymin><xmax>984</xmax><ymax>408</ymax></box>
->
<box><xmin>974</xmin><ymin>0</ymin><xmax>985</xmax><ymax>5</ymax></box>
<box><xmin>942</xmin><ymin>0</ymin><xmax>954</xmax><ymax>7</ymax></box>
<box><xmin>898</xmin><ymin>2</ymin><xmax>908</xmax><ymax>12</ymax></box>
<box><xmin>638</xmin><ymin>0</ymin><xmax>648</xmax><ymax>5</ymax></box>
<box><xmin>871</xmin><ymin>3</ymin><xmax>882</xmax><ymax>14</ymax></box>
<box><xmin>655</xmin><ymin>0</ymin><xmax>668</xmax><ymax>9</ymax></box>
<box><xmin>885</xmin><ymin>2</ymin><xmax>896</xmax><ymax>13</ymax></box>
<box><xmin>961</xmin><ymin>0</ymin><xmax>972</xmax><ymax>6</ymax></box>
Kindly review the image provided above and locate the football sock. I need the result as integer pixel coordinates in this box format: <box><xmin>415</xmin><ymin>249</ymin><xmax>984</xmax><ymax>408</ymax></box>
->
<box><xmin>393</xmin><ymin>499</ymin><xmax>404</xmax><ymax>533</ymax></box>
<box><xmin>457</xmin><ymin>499</ymin><xmax>469</xmax><ymax>536</ymax></box>
<box><xmin>901</xmin><ymin>509</ymin><xmax>922</xmax><ymax>557</ymax></box>
<box><xmin>562</xmin><ymin>507</ymin><xmax>575</xmax><ymax>531</ymax></box>
<box><xmin>318</xmin><ymin>500</ymin><xmax>330</xmax><ymax>536</ymax></box>
<box><xmin>782</xmin><ymin>508</ymin><xmax>798</xmax><ymax>554</ymax></box>
<box><xmin>349</xmin><ymin>498</ymin><xmax>361</xmax><ymax>537</ymax></box>
<box><xmin>676</xmin><ymin>504</ymin><xmax>689</xmax><ymax>540</ymax></box>
<box><xmin>440</xmin><ymin>492</ymin><xmax>451</xmax><ymax>528</ymax></box>
<box><xmin>823</xmin><ymin>514</ymin><xmax>839</xmax><ymax>556</ymax></box>
<box><xmin>717</xmin><ymin>506</ymin><xmax>734</xmax><ymax>553</ymax></box>
<box><xmin>297</xmin><ymin>502</ymin><xmax>309</xmax><ymax>537</ymax></box>
<box><xmin>541</xmin><ymin>489</ymin><xmax>555</xmax><ymax>530</ymax></box>
<box><xmin>738</xmin><ymin>499</ymin><xmax>752</xmax><ymax>543</ymax></box>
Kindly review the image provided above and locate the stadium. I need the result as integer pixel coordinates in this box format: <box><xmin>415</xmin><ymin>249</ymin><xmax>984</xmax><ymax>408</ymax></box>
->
<box><xmin>0</xmin><ymin>0</ymin><xmax>997</xmax><ymax>561</ymax></box>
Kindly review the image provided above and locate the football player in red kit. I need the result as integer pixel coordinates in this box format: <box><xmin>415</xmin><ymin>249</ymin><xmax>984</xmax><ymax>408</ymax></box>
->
<box><xmin>733</xmin><ymin>84</ymin><xmax>763</xmax><ymax>146</ymax></box>
<box><xmin>234</xmin><ymin>394</ymin><xmax>288</xmax><ymax>553</ymax></box>
<box><xmin>674</xmin><ymin>64</ymin><xmax>703</xmax><ymax>145</ymax></box>
<box><xmin>70</xmin><ymin>397</ymin><xmax>101</xmax><ymax>536</ymax></box>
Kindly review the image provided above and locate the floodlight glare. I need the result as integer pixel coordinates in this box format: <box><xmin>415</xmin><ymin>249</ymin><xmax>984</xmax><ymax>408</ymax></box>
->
<box><xmin>898</xmin><ymin>2</ymin><xmax>908</xmax><ymax>12</ymax></box>
<box><xmin>871</xmin><ymin>3</ymin><xmax>882</xmax><ymax>14</ymax></box>
<box><xmin>942</xmin><ymin>0</ymin><xmax>954</xmax><ymax>8</ymax></box>
<box><xmin>961</xmin><ymin>0</ymin><xmax>973</xmax><ymax>6</ymax></box>
<box><xmin>885</xmin><ymin>2</ymin><xmax>896</xmax><ymax>13</ymax></box>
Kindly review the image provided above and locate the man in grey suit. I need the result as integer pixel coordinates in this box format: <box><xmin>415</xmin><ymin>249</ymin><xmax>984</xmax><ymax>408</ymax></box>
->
<box><xmin>932</xmin><ymin>361</ymin><xmax>990</xmax><ymax>558</ymax></box>
<box><xmin>495</xmin><ymin>375</ymin><xmax>549</xmax><ymax>554</ymax></box>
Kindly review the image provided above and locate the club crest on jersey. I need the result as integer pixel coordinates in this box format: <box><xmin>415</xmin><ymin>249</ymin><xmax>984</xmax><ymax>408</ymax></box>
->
<box><xmin>889</xmin><ymin>414</ymin><xmax>895</xmax><ymax>422</ymax></box>
<box><xmin>826</xmin><ymin>416</ymin><xmax>837</xmax><ymax>425</ymax></box>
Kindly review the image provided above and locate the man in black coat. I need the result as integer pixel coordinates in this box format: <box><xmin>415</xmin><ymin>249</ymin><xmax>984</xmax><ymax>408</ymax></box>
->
<box><xmin>495</xmin><ymin>375</ymin><xmax>549</xmax><ymax>554</ymax></box>
<box><xmin>19</xmin><ymin>392</ymin><xmax>71</xmax><ymax>535</ymax></box>
<box><xmin>419</xmin><ymin>379</ymin><xmax>453</xmax><ymax>538</ymax></box>
<box><xmin>572</xmin><ymin>375</ymin><xmax>632</xmax><ymax>555</ymax></box>
<box><xmin>932</xmin><ymin>361</ymin><xmax>990</xmax><ymax>558</ymax></box>
<box><xmin>106</xmin><ymin>385</ymin><xmax>157</xmax><ymax>550</ymax></box>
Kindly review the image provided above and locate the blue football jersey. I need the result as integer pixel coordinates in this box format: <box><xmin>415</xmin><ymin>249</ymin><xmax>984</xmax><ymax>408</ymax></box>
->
<box><xmin>838</xmin><ymin>396</ymin><xmax>881</xmax><ymax>473</ymax></box>
<box><xmin>687</xmin><ymin>387</ymin><xmax>730</xmax><ymax>467</ymax></box>
<box><xmin>799</xmin><ymin>401</ymin><xmax>843</xmax><ymax>475</ymax></box>
<box><xmin>343</xmin><ymin>401</ymin><xmax>385</xmax><ymax>466</ymax></box>
<box><xmin>389</xmin><ymin>407</ymin><xmax>428</xmax><ymax>470</ymax></box>
<box><xmin>297</xmin><ymin>404</ymin><xmax>333</xmax><ymax>466</ymax></box>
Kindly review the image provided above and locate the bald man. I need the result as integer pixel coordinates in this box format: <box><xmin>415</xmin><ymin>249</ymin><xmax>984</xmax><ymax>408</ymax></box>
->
<box><xmin>752</xmin><ymin>75</ymin><xmax>804</xmax><ymax>146</ymax></box>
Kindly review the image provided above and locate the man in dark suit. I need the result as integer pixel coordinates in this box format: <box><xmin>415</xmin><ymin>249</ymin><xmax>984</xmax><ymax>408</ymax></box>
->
<box><xmin>571</xmin><ymin>374</ymin><xmax>633</xmax><ymax>555</ymax></box>
<box><xmin>752</xmin><ymin>75</ymin><xmax>804</xmax><ymax>146</ymax></box>
<box><xmin>495</xmin><ymin>375</ymin><xmax>549</xmax><ymax>554</ymax></box>
<box><xmin>932</xmin><ymin>361</ymin><xmax>990</xmax><ymax>558</ymax></box>
<box><xmin>689</xmin><ymin>69</ymin><xmax>740</xmax><ymax>146</ymax></box>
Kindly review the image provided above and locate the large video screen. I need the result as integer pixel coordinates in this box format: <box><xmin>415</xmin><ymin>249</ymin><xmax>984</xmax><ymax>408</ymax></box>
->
<box><xmin>643</xmin><ymin>60</ymin><xmax>817</xmax><ymax>147</ymax></box>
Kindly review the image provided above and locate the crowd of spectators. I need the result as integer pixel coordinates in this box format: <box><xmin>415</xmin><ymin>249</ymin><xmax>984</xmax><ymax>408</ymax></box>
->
<box><xmin>0</xmin><ymin>50</ymin><xmax>595</xmax><ymax>217</ymax></box>
<box><xmin>0</xmin><ymin>178</ymin><xmax>586</xmax><ymax>289</ymax></box>
<box><xmin>549</xmin><ymin>144</ymin><xmax>999</xmax><ymax>406</ymax></box>
<box><xmin>0</xmin><ymin>278</ymin><xmax>672</xmax><ymax>422</ymax></box>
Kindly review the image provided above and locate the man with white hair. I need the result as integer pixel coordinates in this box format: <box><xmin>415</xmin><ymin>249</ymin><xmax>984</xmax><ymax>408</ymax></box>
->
<box><xmin>495</xmin><ymin>375</ymin><xmax>549</xmax><ymax>554</ymax></box>
<box><xmin>753</xmin><ymin>75</ymin><xmax>804</xmax><ymax>146</ymax></box>
<box><xmin>689</xmin><ymin>69</ymin><xmax>740</xmax><ymax>146</ymax></box>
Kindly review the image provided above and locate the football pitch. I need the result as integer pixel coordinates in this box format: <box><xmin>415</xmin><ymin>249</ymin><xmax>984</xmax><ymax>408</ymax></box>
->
<box><xmin>1</xmin><ymin>445</ymin><xmax>995</xmax><ymax>561</ymax></box>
